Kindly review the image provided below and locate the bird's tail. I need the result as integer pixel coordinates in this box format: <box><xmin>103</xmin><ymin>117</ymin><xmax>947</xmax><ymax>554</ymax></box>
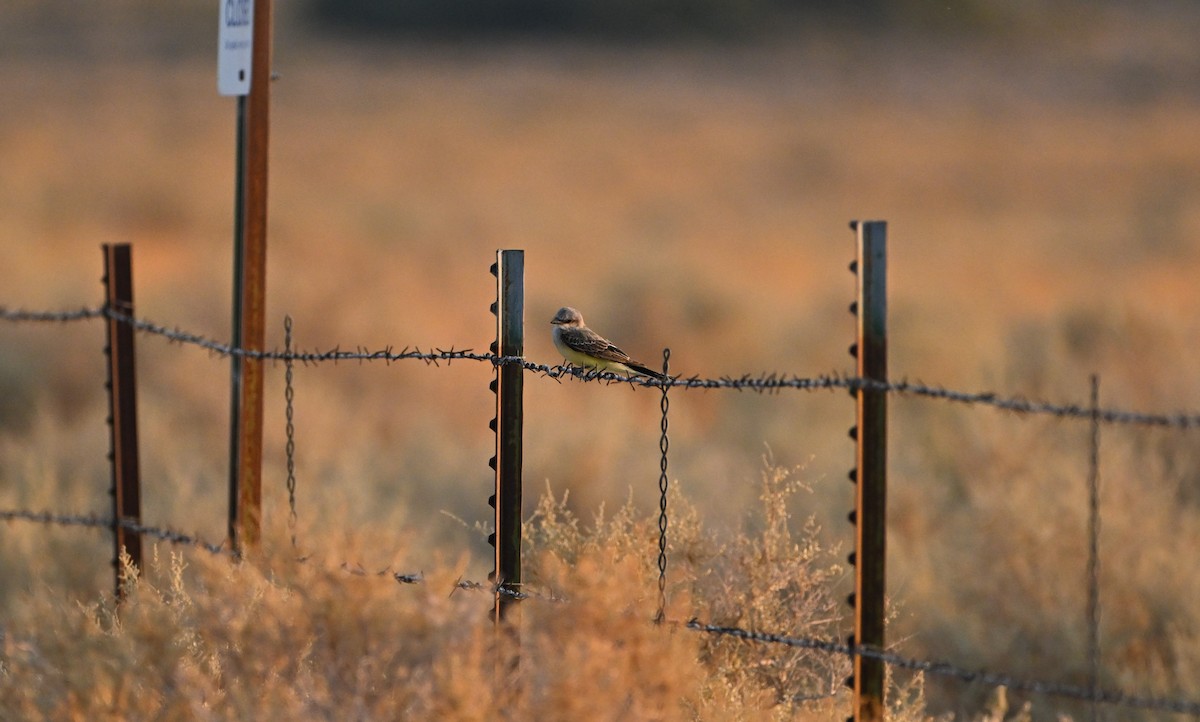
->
<box><xmin>628</xmin><ymin>363</ymin><xmax>671</xmax><ymax>382</ymax></box>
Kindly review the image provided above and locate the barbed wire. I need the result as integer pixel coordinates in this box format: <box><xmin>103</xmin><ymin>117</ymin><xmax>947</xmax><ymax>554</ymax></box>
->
<box><xmin>2</xmin><ymin>304</ymin><xmax>1198</xmax><ymax>429</ymax></box>
<box><xmin>0</xmin><ymin>508</ymin><xmax>230</xmax><ymax>556</ymax></box>
<box><xmin>0</xmin><ymin>306</ymin><xmax>107</xmax><ymax>323</ymax></box>
<box><xmin>5</xmin><ymin>503</ymin><xmax>1200</xmax><ymax>715</ymax></box>
<box><xmin>0</xmin><ymin>506</ymin><xmax>563</xmax><ymax>602</ymax></box>
<box><xmin>9</xmin><ymin>305</ymin><xmax>1200</xmax><ymax>715</ymax></box>
<box><xmin>684</xmin><ymin>619</ymin><xmax>1200</xmax><ymax>716</ymax></box>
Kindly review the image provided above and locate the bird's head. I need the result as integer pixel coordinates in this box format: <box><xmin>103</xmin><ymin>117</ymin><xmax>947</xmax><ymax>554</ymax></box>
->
<box><xmin>551</xmin><ymin>307</ymin><xmax>584</xmax><ymax>327</ymax></box>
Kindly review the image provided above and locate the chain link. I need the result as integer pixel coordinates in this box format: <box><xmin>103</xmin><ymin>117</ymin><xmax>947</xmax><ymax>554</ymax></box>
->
<box><xmin>655</xmin><ymin>348</ymin><xmax>670</xmax><ymax>624</ymax></box>
<box><xmin>284</xmin><ymin>315</ymin><xmax>298</xmax><ymax>550</ymax></box>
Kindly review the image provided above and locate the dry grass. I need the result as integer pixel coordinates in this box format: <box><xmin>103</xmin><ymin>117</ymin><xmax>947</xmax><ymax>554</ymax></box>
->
<box><xmin>2</xmin><ymin>2</ymin><xmax>1200</xmax><ymax>719</ymax></box>
<box><xmin>1</xmin><ymin>465</ymin><xmax>906</xmax><ymax>721</ymax></box>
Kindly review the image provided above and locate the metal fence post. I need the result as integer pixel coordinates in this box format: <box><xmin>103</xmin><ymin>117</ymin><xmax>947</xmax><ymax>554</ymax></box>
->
<box><xmin>489</xmin><ymin>250</ymin><xmax>525</xmax><ymax>623</ymax></box>
<box><xmin>103</xmin><ymin>244</ymin><xmax>143</xmax><ymax>599</ymax></box>
<box><xmin>228</xmin><ymin>0</ymin><xmax>274</xmax><ymax>554</ymax></box>
<box><xmin>847</xmin><ymin>220</ymin><xmax>887</xmax><ymax>722</ymax></box>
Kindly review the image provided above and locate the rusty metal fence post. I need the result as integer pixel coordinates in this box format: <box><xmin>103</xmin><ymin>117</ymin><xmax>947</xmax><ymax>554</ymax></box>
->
<box><xmin>103</xmin><ymin>244</ymin><xmax>143</xmax><ymax>599</ymax></box>
<box><xmin>489</xmin><ymin>250</ymin><xmax>525</xmax><ymax>623</ymax></box>
<box><xmin>228</xmin><ymin>0</ymin><xmax>274</xmax><ymax>555</ymax></box>
<box><xmin>847</xmin><ymin>220</ymin><xmax>887</xmax><ymax>722</ymax></box>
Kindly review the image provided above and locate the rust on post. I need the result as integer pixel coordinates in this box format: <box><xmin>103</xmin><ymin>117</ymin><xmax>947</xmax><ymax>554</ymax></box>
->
<box><xmin>230</xmin><ymin>0</ymin><xmax>273</xmax><ymax>553</ymax></box>
<box><xmin>103</xmin><ymin>244</ymin><xmax>143</xmax><ymax>598</ymax></box>
<box><xmin>489</xmin><ymin>250</ymin><xmax>525</xmax><ymax>624</ymax></box>
<box><xmin>851</xmin><ymin>220</ymin><xmax>888</xmax><ymax>722</ymax></box>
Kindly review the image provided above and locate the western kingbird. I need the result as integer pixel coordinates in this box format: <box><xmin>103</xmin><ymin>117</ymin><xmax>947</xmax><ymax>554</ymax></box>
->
<box><xmin>551</xmin><ymin>306</ymin><xmax>667</xmax><ymax>381</ymax></box>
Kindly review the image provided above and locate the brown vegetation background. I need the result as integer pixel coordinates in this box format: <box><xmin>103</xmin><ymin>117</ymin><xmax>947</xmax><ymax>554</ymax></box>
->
<box><xmin>1</xmin><ymin>1</ymin><xmax>1199</xmax><ymax>719</ymax></box>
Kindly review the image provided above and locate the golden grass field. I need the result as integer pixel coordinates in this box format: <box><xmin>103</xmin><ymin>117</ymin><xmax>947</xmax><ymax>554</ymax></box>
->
<box><xmin>2</xmin><ymin>2</ymin><xmax>1200</xmax><ymax>719</ymax></box>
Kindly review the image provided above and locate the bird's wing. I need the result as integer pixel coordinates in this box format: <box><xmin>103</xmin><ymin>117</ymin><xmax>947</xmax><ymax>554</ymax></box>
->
<box><xmin>565</xmin><ymin>328</ymin><xmax>638</xmax><ymax>364</ymax></box>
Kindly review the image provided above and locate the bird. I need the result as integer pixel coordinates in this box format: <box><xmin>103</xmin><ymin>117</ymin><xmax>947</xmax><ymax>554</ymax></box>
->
<box><xmin>550</xmin><ymin>306</ymin><xmax>668</xmax><ymax>381</ymax></box>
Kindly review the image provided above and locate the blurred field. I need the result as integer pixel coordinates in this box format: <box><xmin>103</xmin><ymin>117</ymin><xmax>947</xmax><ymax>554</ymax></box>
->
<box><xmin>1</xmin><ymin>2</ymin><xmax>1200</xmax><ymax>719</ymax></box>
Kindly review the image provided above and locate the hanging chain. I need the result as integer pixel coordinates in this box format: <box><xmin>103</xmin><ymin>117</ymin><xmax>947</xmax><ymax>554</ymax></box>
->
<box><xmin>655</xmin><ymin>348</ymin><xmax>671</xmax><ymax>624</ymax></box>
<box><xmin>284</xmin><ymin>315</ymin><xmax>298</xmax><ymax>550</ymax></box>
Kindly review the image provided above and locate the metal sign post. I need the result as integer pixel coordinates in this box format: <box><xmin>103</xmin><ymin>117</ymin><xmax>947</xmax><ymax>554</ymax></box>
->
<box><xmin>221</xmin><ymin>0</ymin><xmax>273</xmax><ymax>553</ymax></box>
<box><xmin>217</xmin><ymin>0</ymin><xmax>254</xmax><ymax>97</ymax></box>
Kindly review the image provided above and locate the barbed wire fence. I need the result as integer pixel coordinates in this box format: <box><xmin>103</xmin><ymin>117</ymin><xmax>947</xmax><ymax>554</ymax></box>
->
<box><xmin>3</xmin><ymin>291</ymin><xmax>1200</xmax><ymax>717</ymax></box>
<box><xmin>5</xmin><ymin>304</ymin><xmax>1197</xmax><ymax>427</ymax></box>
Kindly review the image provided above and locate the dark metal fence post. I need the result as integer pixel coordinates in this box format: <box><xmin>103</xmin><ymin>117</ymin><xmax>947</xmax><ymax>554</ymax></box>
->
<box><xmin>488</xmin><ymin>250</ymin><xmax>525</xmax><ymax>623</ymax></box>
<box><xmin>847</xmin><ymin>220</ymin><xmax>887</xmax><ymax>722</ymax></box>
<box><xmin>103</xmin><ymin>244</ymin><xmax>143</xmax><ymax>599</ymax></box>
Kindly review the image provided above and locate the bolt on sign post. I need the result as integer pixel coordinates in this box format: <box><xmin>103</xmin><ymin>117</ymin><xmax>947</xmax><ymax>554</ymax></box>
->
<box><xmin>219</xmin><ymin>0</ymin><xmax>273</xmax><ymax>553</ymax></box>
<box><xmin>488</xmin><ymin>250</ymin><xmax>525</xmax><ymax>625</ymax></box>
<box><xmin>847</xmin><ymin>220</ymin><xmax>888</xmax><ymax>722</ymax></box>
<box><xmin>103</xmin><ymin>244</ymin><xmax>143</xmax><ymax>599</ymax></box>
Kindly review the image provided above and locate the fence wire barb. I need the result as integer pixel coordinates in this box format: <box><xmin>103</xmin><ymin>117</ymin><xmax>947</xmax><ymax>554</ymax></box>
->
<box><xmin>6</xmin><ymin>497</ymin><xmax>1198</xmax><ymax>716</ymax></box>
<box><xmin>3</xmin><ymin>304</ymin><xmax>1198</xmax><ymax>428</ymax></box>
<box><xmin>0</xmin><ymin>508</ymin><xmax>230</xmax><ymax>556</ymax></box>
<box><xmin>0</xmin><ymin>506</ymin><xmax>570</xmax><ymax>602</ymax></box>
<box><xmin>7</xmin><ymin>291</ymin><xmax>1200</xmax><ymax>717</ymax></box>
<box><xmin>0</xmin><ymin>306</ymin><xmax>106</xmax><ymax>323</ymax></box>
<box><xmin>684</xmin><ymin>619</ymin><xmax>1200</xmax><ymax>716</ymax></box>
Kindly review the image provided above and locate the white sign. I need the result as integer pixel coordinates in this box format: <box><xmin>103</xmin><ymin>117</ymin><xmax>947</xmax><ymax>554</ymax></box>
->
<box><xmin>218</xmin><ymin>0</ymin><xmax>254</xmax><ymax>96</ymax></box>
